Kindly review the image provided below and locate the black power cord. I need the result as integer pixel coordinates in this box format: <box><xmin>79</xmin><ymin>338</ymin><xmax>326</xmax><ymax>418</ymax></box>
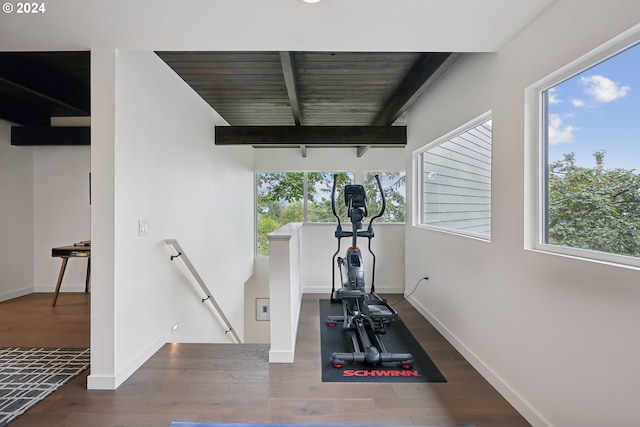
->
<box><xmin>390</xmin><ymin>276</ymin><xmax>429</xmax><ymax>306</ymax></box>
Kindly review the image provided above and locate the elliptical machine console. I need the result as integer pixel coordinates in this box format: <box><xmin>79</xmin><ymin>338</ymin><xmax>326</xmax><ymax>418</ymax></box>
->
<box><xmin>327</xmin><ymin>174</ymin><xmax>413</xmax><ymax>369</ymax></box>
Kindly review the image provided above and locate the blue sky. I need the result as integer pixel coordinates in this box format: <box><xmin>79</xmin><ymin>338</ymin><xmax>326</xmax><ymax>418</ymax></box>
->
<box><xmin>547</xmin><ymin>41</ymin><xmax>640</xmax><ymax>171</ymax></box>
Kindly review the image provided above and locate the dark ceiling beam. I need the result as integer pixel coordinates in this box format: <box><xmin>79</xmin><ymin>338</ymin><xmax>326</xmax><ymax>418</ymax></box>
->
<box><xmin>372</xmin><ymin>52</ymin><xmax>461</xmax><ymax>126</ymax></box>
<box><xmin>11</xmin><ymin>126</ymin><xmax>90</xmax><ymax>146</ymax></box>
<box><xmin>0</xmin><ymin>101</ymin><xmax>50</xmax><ymax>126</ymax></box>
<box><xmin>215</xmin><ymin>126</ymin><xmax>406</xmax><ymax>146</ymax></box>
<box><xmin>279</xmin><ymin>51</ymin><xmax>303</xmax><ymax>126</ymax></box>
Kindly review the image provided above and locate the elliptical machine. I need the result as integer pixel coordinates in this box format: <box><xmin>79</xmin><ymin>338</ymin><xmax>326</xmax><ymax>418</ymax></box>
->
<box><xmin>327</xmin><ymin>174</ymin><xmax>413</xmax><ymax>369</ymax></box>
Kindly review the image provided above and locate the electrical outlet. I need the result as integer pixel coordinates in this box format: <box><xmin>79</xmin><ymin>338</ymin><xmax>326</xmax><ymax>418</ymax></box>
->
<box><xmin>256</xmin><ymin>298</ymin><xmax>270</xmax><ymax>321</ymax></box>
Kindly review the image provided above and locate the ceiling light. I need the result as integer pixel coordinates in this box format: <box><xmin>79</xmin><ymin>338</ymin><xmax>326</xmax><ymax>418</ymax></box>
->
<box><xmin>303</xmin><ymin>0</ymin><xmax>321</xmax><ymax>3</ymax></box>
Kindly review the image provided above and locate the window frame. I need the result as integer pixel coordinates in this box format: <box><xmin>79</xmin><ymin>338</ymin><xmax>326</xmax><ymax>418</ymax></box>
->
<box><xmin>413</xmin><ymin>111</ymin><xmax>493</xmax><ymax>241</ymax></box>
<box><xmin>526</xmin><ymin>23</ymin><xmax>640</xmax><ymax>268</ymax></box>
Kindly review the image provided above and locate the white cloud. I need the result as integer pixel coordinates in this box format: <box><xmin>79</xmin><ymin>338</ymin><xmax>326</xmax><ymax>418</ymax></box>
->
<box><xmin>580</xmin><ymin>74</ymin><xmax>630</xmax><ymax>102</ymax></box>
<box><xmin>548</xmin><ymin>114</ymin><xmax>579</xmax><ymax>145</ymax></box>
<box><xmin>572</xmin><ymin>98</ymin><xmax>585</xmax><ymax>107</ymax></box>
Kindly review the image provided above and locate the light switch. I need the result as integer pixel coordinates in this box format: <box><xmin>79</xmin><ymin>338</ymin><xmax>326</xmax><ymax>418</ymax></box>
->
<box><xmin>138</xmin><ymin>220</ymin><xmax>149</xmax><ymax>236</ymax></box>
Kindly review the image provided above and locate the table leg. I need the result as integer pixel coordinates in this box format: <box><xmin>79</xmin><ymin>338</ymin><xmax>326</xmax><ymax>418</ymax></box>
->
<box><xmin>51</xmin><ymin>257</ymin><xmax>69</xmax><ymax>307</ymax></box>
<box><xmin>85</xmin><ymin>258</ymin><xmax>91</xmax><ymax>293</ymax></box>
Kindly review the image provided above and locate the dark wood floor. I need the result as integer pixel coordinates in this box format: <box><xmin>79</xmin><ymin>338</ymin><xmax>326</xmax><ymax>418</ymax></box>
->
<box><xmin>1</xmin><ymin>292</ymin><xmax>530</xmax><ymax>427</ymax></box>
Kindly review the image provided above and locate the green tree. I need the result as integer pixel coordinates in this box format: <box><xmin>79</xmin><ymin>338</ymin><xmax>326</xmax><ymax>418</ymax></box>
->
<box><xmin>257</xmin><ymin>172</ymin><xmax>305</xmax><ymax>204</ymax></box>
<box><xmin>363</xmin><ymin>172</ymin><xmax>406</xmax><ymax>223</ymax></box>
<box><xmin>307</xmin><ymin>172</ymin><xmax>354</xmax><ymax>222</ymax></box>
<box><xmin>280</xmin><ymin>202</ymin><xmax>304</xmax><ymax>224</ymax></box>
<box><xmin>307</xmin><ymin>199</ymin><xmax>335</xmax><ymax>222</ymax></box>
<box><xmin>256</xmin><ymin>172</ymin><xmax>304</xmax><ymax>256</ymax></box>
<box><xmin>548</xmin><ymin>151</ymin><xmax>640</xmax><ymax>256</ymax></box>
<box><xmin>257</xmin><ymin>215</ymin><xmax>280</xmax><ymax>256</ymax></box>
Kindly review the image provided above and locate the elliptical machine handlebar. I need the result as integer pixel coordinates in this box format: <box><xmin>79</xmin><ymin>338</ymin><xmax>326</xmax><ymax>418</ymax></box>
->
<box><xmin>367</xmin><ymin>174</ymin><xmax>386</xmax><ymax>229</ymax></box>
<box><xmin>331</xmin><ymin>173</ymin><xmax>340</xmax><ymax>226</ymax></box>
<box><xmin>331</xmin><ymin>173</ymin><xmax>353</xmax><ymax>239</ymax></box>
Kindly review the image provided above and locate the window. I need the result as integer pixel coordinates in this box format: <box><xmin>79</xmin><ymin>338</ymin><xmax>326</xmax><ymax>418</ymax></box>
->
<box><xmin>256</xmin><ymin>171</ymin><xmax>405</xmax><ymax>255</ymax></box>
<box><xmin>307</xmin><ymin>171</ymin><xmax>355</xmax><ymax>223</ymax></box>
<box><xmin>256</xmin><ymin>172</ymin><xmax>304</xmax><ymax>256</ymax></box>
<box><xmin>535</xmin><ymin>31</ymin><xmax>640</xmax><ymax>263</ymax></box>
<box><xmin>256</xmin><ymin>171</ymin><xmax>354</xmax><ymax>255</ymax></box>
<box><xmin>416</xmin><ymin>113</ymin><xmax>492</xmax><ymax>239</ymax></box>
<box><xmin>363</xmin><ymin>171</ymin><xmax>406</xmax><ymax>223</ymax></box>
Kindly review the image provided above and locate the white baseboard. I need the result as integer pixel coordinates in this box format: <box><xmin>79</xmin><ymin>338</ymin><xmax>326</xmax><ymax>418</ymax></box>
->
<box><xmin>87</xmin><ymin>332</ymin><xmax>167</xmax><ymax>390</ymax></box>
<box><xmin>268</xmin><ymin>350</ymin><xmax>294</xmax><ymax>363</ymax></box>
<box><xmin>34</xmin><ymin>284</ymin><xmax>86</xmax><ymax>293</ymax></box>
<box><xmin>407</xmin><ymin>295</ymin><xmax>551</xmax><ymax>427</ymax></box>
<box><xmin>0</xmin><ymin>287</ymin><xmax>32</xmax><ymax>302</ymax></box>
<box><xmin>86</xmin><ymin>373</ymin><xmax>116</xmax><ymax>390</ymax></box>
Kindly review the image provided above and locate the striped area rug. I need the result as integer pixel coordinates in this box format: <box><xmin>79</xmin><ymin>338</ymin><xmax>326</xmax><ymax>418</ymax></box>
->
<box><xmin>0</xmin><ymin>347</ymin><xmax>90</xmax><ymax>427</ymax></box>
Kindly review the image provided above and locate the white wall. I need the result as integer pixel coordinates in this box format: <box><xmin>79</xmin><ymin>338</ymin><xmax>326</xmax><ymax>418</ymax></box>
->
<box><xmin>254</xmin><ymin>146</ymin><xmax>405</xmax><ymax>174</ymax></box>
<box><xmin>88</xmin><ymin>50</ymin><xmax>254</xmax><ymax>389</ymax></box>
<box><xmin>244</xmin><ymin>257</ymin><xmax>271</xmax><ymax>343</ymax></box>
<box><xmin>404</xmin><ymin>2</ymin><xmax>640</xmax><ymax>426</ymax></box>
<box><xmin>0</xmin><ymin>123</ymin><xmax>88</xmax><ymax>301</ymax></box>
<box><xmin>33</xmin><ymin>146</ymin><xmax>91</xmax><ymax>292</ymax></box>
<box><xmin>0</xmin><ymin>120</ymin><xmax>34</xmax><ymax>300</ymax></box>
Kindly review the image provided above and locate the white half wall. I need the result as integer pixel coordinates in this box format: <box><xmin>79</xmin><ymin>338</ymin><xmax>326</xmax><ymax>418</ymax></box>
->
<box><xmin>88</xmin><ymin>49</ymin><xmax>254</xmax><ymax>389</ymax></box>
<box><xmin>404</xmin><ymin>2</ymin><xmax>640</xmax><ymax>426</ymax></box>
<box><xmin>0</xmin><ymin>120</ymin><xmax>33</xmax><ymax>301</ymax></box>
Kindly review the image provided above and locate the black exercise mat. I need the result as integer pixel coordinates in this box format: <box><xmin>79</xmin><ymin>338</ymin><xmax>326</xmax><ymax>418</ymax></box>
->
<box><xmin>319</xmin><ymin>299</ymin><xmax>446</xmax><ymax>383</ymax></box>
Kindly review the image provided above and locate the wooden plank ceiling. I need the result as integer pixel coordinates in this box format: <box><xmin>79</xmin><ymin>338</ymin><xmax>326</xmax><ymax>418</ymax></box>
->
<box><xmin>0</xmin><ymin>50</ymin><xmax>457</xmax><ymax>153</ymax></box>
<box><xmin>156</xmin><ymin>51</ymin><xmax>457</xmax><ymax>154</ymax></box>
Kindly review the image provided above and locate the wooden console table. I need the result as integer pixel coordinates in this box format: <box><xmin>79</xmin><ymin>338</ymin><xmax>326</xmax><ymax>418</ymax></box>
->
<box><xmin>51</xmin><ymin>242</ymin><xmax>91</xmax><ymax>307</ymax></box>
